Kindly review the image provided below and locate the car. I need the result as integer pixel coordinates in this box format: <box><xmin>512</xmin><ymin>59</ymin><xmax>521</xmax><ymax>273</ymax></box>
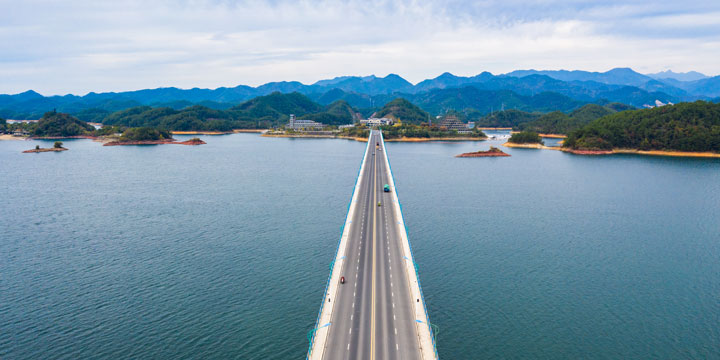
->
<box><xmin>377</xmin><ymin>202</ymin><xmax>381</xmax><ymax>207</ymax></box>
<box><xmin>384</xmin><ymin>184</ymin><xmax>390</xmax><ymax>192</ymax></box>
<box><xmin>340</xmin><ymin>276</ymin><xmax>345</xmax><ymax>284</ymax></box>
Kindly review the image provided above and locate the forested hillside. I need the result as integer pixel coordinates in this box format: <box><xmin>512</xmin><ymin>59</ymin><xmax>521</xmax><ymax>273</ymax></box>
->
<box><xmin>564</xmin><ymin>101</ymin><xmax>720</xmax><ymax>152</ymax></box>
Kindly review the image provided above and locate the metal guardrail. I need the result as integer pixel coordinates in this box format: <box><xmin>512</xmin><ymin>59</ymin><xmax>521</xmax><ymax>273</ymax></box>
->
<box><xmin>380</xmin><ymin>131</ymin><xmax>440</xmax><ymax>359</ymax></box>
<box><xmin>306</xmin><ymin>137</ymin><xmax>372</xmax><ymax>359</ymax></box>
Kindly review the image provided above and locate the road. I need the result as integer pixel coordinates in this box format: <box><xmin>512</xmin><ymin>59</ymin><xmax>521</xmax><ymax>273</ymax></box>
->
<box><xmin>322</xmin><ymin>130</ymin><xmax>422</xmax><ymax>359</ymax></box>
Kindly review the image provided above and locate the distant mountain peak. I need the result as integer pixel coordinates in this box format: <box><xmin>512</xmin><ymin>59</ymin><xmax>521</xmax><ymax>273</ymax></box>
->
<box><xmin>17</xmin><ymin>90</ymin><xmax>42</xmax><ymax>97</ymax></box>
<box><xmin>647</xmin><ymin>70</ymin><xmax>709</xmax><ymax>82</ymax></box>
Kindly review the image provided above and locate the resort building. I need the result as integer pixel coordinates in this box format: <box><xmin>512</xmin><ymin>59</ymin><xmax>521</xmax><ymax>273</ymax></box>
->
<box><xmin>439</xmin><ymin>115</ymin><xmax>471</xmax><ymax>133</ymax></box>
<box><xmin>287</xmin><ymin>114</ymin><xmax>325</xmax><ymax>130</ymax></box>
<box><xmin>359</xmin><ymin>117</ymin><xmax>394</xmax><ymax>127</ymax></box>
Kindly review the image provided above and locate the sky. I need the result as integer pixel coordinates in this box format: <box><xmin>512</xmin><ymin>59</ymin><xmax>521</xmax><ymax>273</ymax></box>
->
<box><xmin>1</xmin><ymin>0</ymin><xmax>720</xmax><ymax>95</ymax></box>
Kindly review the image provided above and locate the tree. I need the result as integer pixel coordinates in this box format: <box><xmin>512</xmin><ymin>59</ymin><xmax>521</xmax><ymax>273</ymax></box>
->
<box><xmin>54</xmin><ymin>141</ymin><xmax>63</xmax><ymax>148</ymax></box>
<box><xmin>508</xmin><ymin>131</ymin><xmax>544</xmax><ymax>144</ymax></box>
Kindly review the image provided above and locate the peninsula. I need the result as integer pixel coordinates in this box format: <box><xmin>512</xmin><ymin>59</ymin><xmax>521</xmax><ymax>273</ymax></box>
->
<box><xmin>563</xmin><ymin>101</ymin><xmax>720</xmax><ymax>157</ymax></box>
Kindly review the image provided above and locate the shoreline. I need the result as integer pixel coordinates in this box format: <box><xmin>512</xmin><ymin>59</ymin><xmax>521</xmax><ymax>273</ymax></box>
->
<box><xmin>612</xmin><ymin>149</ymin><xmax>720</xmax><ymax>158</ymax></box>
<box><xmin>29</xmin><ymin>135</ymin><xmax>99</xmax><ymax>140</ymax></box>
<box><xmin>502</xmin><ymin>142</ymin><xmax>720</xmax><ymax>158</ymax></box>
<box><xmin>233</xmin><ymin>129</ymin><xmax>267</xmax><ymax>133</ymax></box>
<box><xmin>503</xmin><ymin>142</ymin><xmax>556</xmax><ymax>150</ymax></box>
<box><xmin>172</xmin><ymin>131</ymin><xmax>229</xmax><ymax>135</ymax></box>
<box><xmin>477</xmin><ymin>127</ymin><xmax>512</xmax><ymax>130</ymax></box>
<box><xmin>262</xmin><ymin>133</ymin><xmax>369</xmax><ymax>142</ymax></box>
<box><xmin>0</xmin><ymin>134</ymin><xmax>28</xmax><ymax>141</ymax></box>
<box><xmin>384</xmin><ymin>136</ymin><xmax>487</xmax><ymax>142</ymax></box>
<box><xmin>262</xmin><ymin>133</ymin><xmax>487</xmax><ymax>142</ymax></box>
<box><xmin>103</xmin><ymin>138</ymin><xmax>206</xmax><ymax>146</ymax></box>
<box><xmin>510</xmin><ymin>131</ymin><xmax>567</xmax><ymax>138</ymax></box>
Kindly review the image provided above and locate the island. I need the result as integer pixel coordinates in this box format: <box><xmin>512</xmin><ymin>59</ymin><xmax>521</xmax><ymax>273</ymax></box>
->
<box><xmin>456</xmin><ymin>146</ymin><xmax>510</xmax><ymax>157</ymax></box>
<box><xmin>23</xmin><ymin>141</ymin><xmax>68</xmax><ymax>153</ymax></box>
<box><xmin>103</xmin><ymin>128</ymin><xmax>206</xmax><ymax>146</ymax></box>
<box><xmin>503</xmin><ymin>131</ymin><xmax>547</xmax><ymax>149</ymax></box>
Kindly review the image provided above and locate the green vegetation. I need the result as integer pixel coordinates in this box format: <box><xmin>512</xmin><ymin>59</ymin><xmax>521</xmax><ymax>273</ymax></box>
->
<box><xmin>338</xmin><ymin>125</ymin><xmax>370</xmax><ymax>138</ymax></box>
<box><xmin>233</xmin><ymin>92</ymin><xmax>321</xmax><ymax>121</ymax></box>
<box><xmin>297</xmin><ymin>100</ymin><xmax>358</xmax><ymax>125</ymax></box>
<box><xmin>74</xmin><ymin>108</ymin><xmax>111</xmax><ymax>123</ymax></box>
<box><xmin>377</xmin><ymin>123</ymin><xmax>486</xmax><ymax>140</ymax></box>
<box><xmin>519</xmin><ymin>104</ymin><xmax>617</xmax><ymax>134</ymax></box>
<box><xmin>95</xmin><ymin>125</ymin><xmax>125</xmax><ymax>136</ymax></box>
<box><xmin>508</xmin><ymin>131</ymin><xmax>544</xmax><ymax>144</ymax></box>
<box><xmin>564</xmin><ymin>101</ymin><xmax>720</xmax><ymax>152</ymax></box>
<box><xmin>53</xmin><ymin>141</ymin><xmax>63</xmax><ymax>148</ymax></box>
<box><xmin>375</xmin><ymin>98</ymin><xmax>430</xmax><ymax>124</ymax></box>
<box><xmin>119</xmin><ymin>127</ymin><xmax>173</xmax><ymax>141</ymax></box>
<box><xmin>33</xmin><ymin>111</ymin><xmax>96</xmax><ymax>137</ymax></box>
<box><xmin>101</xmin><ymin>93</ymin><xmax>359</xmax><ymax>131</ymax></box>
<box><xmin>476</xmin><ymin>109</ymin><xmax>541</xmax><ymax>128</ymax></box>
<box><xmin>103</xmin><ymin>105</ymin><xmax>238</xmax><ymax>131</ymax></box>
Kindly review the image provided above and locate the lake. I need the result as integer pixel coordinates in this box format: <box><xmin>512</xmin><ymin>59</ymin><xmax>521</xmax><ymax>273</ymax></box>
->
<box><xmin>1</xmin><ymin>133</ymin><xmax>719</xmax><ymax>359</ymax></box>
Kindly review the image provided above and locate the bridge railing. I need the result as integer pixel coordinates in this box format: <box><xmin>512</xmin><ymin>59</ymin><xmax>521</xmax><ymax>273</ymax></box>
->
<box><xmin>306</xmin><ymin>136</ymin><xmax>372</xmax><ymax>359</ymax></box>
<box><xmin>380</xmin><ymin>131</ymin><xmax>439</xmax><ymax>359</ymax></box>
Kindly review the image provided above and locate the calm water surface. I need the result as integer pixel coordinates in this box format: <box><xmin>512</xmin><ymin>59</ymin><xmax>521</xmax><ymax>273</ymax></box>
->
<box><xmin>1</xmin><ymin>134</ymin><xmax>719</xmax><ymax>359</ymax></box>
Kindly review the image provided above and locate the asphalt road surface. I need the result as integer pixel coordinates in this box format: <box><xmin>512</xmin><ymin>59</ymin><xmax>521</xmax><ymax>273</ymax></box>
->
<box><xmin>323</xmin><ymin>130</ymin><xmax>421</xmax><ymax>359</ymax></box>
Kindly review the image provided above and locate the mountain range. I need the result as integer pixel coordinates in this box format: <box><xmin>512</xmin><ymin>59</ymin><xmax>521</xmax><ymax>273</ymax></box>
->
<box><xmin>1</xmin><ymin>68</ymin><xmax>719</xmax><ymax>120</ymax></box>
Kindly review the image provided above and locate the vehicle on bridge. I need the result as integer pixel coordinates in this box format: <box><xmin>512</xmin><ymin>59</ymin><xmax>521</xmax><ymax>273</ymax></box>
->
<box><xmin>340</xmin><ymin>276</ymin><xmax>345</xmax><ymax>284</ymax></box>
<box><xmin>384</xmin><ymin>184</ymin><xmax>390</xmax><ymax>192</ymax></box>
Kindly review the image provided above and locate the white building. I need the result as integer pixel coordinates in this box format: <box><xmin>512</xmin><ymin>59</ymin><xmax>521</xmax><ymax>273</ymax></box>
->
<box><xmin>287</xmin><ymin>114</ymin><xmax>325</xmax><ymax>130</ymax></box>
<box><xmin>359</xmin><ymin>117</ymin><xmax>394</xmax><ymax>126</ymax></box>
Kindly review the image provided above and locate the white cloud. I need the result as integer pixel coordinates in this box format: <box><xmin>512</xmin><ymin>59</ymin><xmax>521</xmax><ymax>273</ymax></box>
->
<box><xmin>0</xmin><ymin>0</ymin><xmax>718</xmax><ymax>95</ymax></box>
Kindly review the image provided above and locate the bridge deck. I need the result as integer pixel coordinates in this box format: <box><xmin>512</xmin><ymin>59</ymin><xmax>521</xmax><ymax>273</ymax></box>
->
<box><xmin>309</xmin><ymin>130</ymin><xmax>436</xmax><ymax>360</ymax></box>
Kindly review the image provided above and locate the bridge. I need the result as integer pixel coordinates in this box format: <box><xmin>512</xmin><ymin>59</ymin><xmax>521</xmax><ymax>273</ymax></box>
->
<box><xmin>308</xmin><ymin>130</ymin><xmax>437</xmax><ymax>359</ymax></box>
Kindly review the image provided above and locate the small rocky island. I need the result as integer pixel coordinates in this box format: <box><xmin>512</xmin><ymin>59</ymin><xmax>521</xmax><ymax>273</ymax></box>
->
<box><xmin>23</xmin><ymin>141</ymin><xmax>68</xmax><ymax>153</ymax></box>
<box><xmin>456</xmin><ymin>146</ymin><xmax>510</xmax><ymax>157</ymax></box>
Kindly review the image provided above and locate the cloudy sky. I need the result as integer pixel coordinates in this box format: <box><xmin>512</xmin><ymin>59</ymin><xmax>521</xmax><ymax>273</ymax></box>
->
<box><xmin>2</xmin><ymin>0</ymin><xmax>719</xmax><ymax>95</ymax></box>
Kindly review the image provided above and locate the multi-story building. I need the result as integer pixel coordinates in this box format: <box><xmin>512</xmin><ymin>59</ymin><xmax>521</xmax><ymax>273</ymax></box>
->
<box><xmin>359</xmin><ymin>117</ymin><xmax>394</xmax><ymax>126</ymax></box>
<box><xmin>287</xmin><ymin>114</ymin><xmax>325</xmax><ymax>130</ymax></box>
<box><xmin>439</xmin><ymin>115</ymin><xmax>471</xmax><ymax>133</ymax></box>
